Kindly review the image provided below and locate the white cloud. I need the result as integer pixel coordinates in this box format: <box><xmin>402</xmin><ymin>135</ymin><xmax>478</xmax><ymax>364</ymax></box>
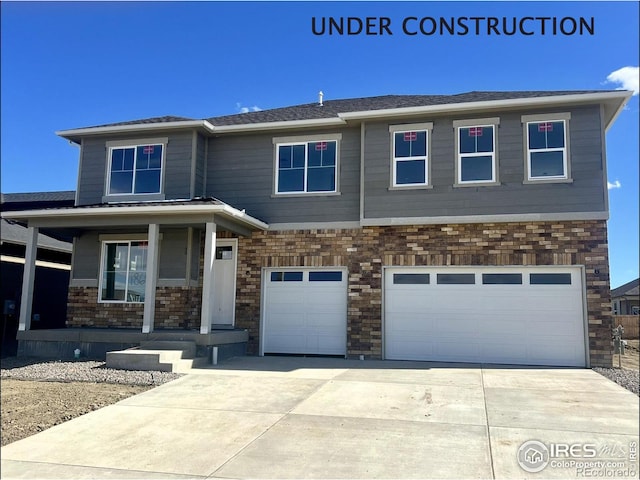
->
<box><xmin>236</xmin><ymin>102</ymin><xmax>262</xmax><ymax>114</ymax></box>
<box><xmin>606</xmin><ymin>66</ymin><xmax>639</xmax><ymax>95</ymax></box>
<box><xmin>608</xmin><ymin>180</ymin><xmax>622</xmax><ymax>190</ymax></box>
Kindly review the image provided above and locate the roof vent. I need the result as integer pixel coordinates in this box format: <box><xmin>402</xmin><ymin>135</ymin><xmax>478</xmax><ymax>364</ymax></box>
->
<box><xmin>318</xmin><ymin>90</ymin><xmax>324</xmax><ymax>106</ymax></box>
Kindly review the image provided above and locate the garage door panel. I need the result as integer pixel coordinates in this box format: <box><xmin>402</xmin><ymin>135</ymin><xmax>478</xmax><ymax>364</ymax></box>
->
<box><xmin>385</xmin><ymin>267</ymin><xmax>586</xmax><ymax>367</ymax></box>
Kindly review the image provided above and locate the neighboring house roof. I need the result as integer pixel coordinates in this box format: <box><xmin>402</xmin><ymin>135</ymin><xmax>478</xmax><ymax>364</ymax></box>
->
<box><xmin>1</xmin><ymin>218</ymin><xmax>72</xmax><ymax>253</ymax></box>
<box><xmin>611</xmin><ymin>278</ymin><xmax>640</xmax><ymax>298</ymax></box>
<box><xmin>1</xmin><ymin>190</ymin><xmax>76</xmax><ymax>212</ymax></box>
<box><xmin>57</xmin><ymin>90</ymin><xmax>633</xmax><ymax>143</ymax></box>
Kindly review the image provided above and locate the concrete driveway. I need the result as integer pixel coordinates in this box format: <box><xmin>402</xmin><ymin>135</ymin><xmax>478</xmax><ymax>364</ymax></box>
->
<box><xmin>1</xmin><ymin>357</ymin><xmax>638</xmax><ymax>479</ymax></box>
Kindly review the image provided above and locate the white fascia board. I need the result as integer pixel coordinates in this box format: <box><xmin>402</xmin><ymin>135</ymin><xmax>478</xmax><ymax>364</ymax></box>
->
<box><xmin>210</xmin><ymin>117</ymin><xmax>346</xmax><ymax>133</ymax></box>
<box><xmin>338</xmin><ymin>91</ymin><xmax>632</xmax><ymax>122</ymax></box>
<box><xmin>604</xmin><ymin>91</ymin><xmax>633</xmax><ymax>131</ymax></box>
<box><xmin>2</xmin><ymin>204</ymin><xmax>269</xmax><ymax>231</ymax></box>
<box><xmin>56</xmin><ymin>120</ymin><xmax>215</xmax><ymax>140</ymax></box>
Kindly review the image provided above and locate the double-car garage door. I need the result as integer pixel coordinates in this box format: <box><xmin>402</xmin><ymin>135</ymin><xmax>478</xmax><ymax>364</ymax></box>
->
<box><xmin>261</xmin><ymin>266</ymin><xmax>587</xmax><ymax>366</ymax></box>
<box><xmin>385</xmin><ymin>267</ymin><xmax>587</xmax><ymax>367</ymax></box>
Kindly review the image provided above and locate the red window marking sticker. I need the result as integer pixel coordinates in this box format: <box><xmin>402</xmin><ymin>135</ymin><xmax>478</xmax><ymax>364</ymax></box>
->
<box><xmin>538</xmin><ymin>123</ymin><xmax>553</xmax><ymax>133</ymax></box>
<box><xmin>315</xmin><ymin>142</ymin><xmax>328</xmax><ymax>151</ymax></box>
<box><xmin>403</xmin><ymin>132</ymin><xmax>417</xmax><ymax>142</ymax></box>
<box><xmin>143</xmin><ymin>146</ymin><xmax>155</xmax><ymax>154</ymax></box>
<box><xmin>468</xmin><ymin>127</ymin><xmax>483</xmax><ymax>137</ymax></box>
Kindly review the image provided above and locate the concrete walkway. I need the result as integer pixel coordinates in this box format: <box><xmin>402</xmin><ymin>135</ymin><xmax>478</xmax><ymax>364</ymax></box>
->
<box><xmin>1</xmin><ymin>357</ymin><xmax>638</xmax><ymax>479</ymax></box>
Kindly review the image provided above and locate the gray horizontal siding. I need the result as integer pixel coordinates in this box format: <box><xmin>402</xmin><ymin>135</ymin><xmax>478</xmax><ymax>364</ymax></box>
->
<box><xmin>364</xmin><ymin>105</ymin><xmax>605</xmax><ymax>219</ymax></box>
<box><xmin>71</xmin><ymin>229</ymin><xmax>189</xmax><ymax>281</ymax></box>
<box><xmin>194</xmin><ymin>133</ymin><xmax>207</xmax><ymax>198</ymax></box>
<box><xmin>206</xmin><ymin>127</ymin><xmax>360</xmax><ymax>224</ymax></box>
<box><xmin>72</xmin><ymin>232</ymin><xmax>100</xmax><ymax>279</ymax></box>
<box><xmin>76</xmin><ymin>131</ymin><xmax>196</xmax><ymax>206</ymax></box>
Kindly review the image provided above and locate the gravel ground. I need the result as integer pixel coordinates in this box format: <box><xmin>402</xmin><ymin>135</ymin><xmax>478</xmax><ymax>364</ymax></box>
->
<box><xmin>0</xmin><ymin>357</ymin><xmax>183</xmax><ymax>386</ymax></box>
<box><xmin>593</xmin><ymin>366</ymin><xmax>639</xmax><ymax>396</ymax></box>
<box><xmin>1</xmin><ymin>357</ymin><xmax>183</xmax><ymax>446</ymax></box>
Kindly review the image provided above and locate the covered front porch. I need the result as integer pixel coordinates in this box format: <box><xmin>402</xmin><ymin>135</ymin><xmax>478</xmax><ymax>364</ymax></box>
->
<box><xmin>2</xmin><ymin>199</ymin><xmax>268</xmax><ymax>360</ymax></box>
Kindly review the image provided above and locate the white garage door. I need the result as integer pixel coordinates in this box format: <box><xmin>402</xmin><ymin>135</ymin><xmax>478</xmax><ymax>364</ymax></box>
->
<box><xmin>262</xmin><ymin>268</ymin><xmax>347</xmax><ymax>355</ymax></box>
<box><xmin>385</xmin><ymin>267</ymin><xmax>586</xmax><ymax>366</ymax></box>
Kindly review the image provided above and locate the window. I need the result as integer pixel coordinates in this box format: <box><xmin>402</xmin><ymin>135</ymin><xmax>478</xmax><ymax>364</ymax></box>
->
<box><xmin>309</xmin><ymin>271</ymin><xmax>343</xmax><ymax>282</ymax></box>
<box><xmin>108</xmin><ymin>143</ymin><xmax>164</xmax><ymax>195</ymax></box>
<box><xmin>275</xmin><ymin>140</ymin><xmax>338</xmax><ymax>194</ymax></box>
<box><xmin>454</xmin><ymin>119</ymin><xmax>499</xmax><ymax>185</ymax></box>
<box><xmin>437</xmin><ymin>273</ymin><xmax>475</xmax><ymax>285</ymax></box>
<box><xmin>530</xmin><ymin>273</ymin><xmax>572</xmax><ymax>285</ymax></box>
<box><xmin>391</xmin><ymin>126</ymin><xmax>430</xmax><ymax>186</ymax></box>
<box><xmin>523</xmin><ymin>113</ymin><xmax>571</xmax><ymax>181</ymax></box>
<box><xmin>99</xmin><ymin>241</ymin><xmax>148</xmax><ymax>303</ymax></box>
<box><xmin>270</xmin><ymin>271</ymin><xmax>304</xmax><ymax>282</ymax></box>
<box><xmin>482</xmin><ymin>273</ymin><xmax>522</xmax><ymax>285</ymax></box>
<box><xmin>393</xmin><ymin>273</ymin><xmax>430</xmax><ymax>285</ymax></box>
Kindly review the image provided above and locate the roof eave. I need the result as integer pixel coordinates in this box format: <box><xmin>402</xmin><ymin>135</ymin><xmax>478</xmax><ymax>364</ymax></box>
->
<box><xmin>1</xmin><ymin>204</ymin><xmax>269</xmax><ymax>231</ymax></box>
<box><xmin>338</xmin><ymin>91</ymin><xmax>633</xmax><ymax>125</ymax></box>
<box><xmin>56</xmin><ymin>120</ymin><xmax>216</xmax><ymax>144</ymax></box>
<box><xmin>210</xmin><ymin>117</ymin><xmax>346</xmax><ymax>133</ymax></box>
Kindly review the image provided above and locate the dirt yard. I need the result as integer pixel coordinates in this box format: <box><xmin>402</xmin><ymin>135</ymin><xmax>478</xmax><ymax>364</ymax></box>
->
<box><xmin>1</xmin><ymin>379</ymin><xmax>149</xmax><ymax>447</ymax></box>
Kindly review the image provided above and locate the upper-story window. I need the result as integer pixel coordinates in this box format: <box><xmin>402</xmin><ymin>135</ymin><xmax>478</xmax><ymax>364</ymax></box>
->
<box><xmin>389</xmin><ymin>122</ymin><xmax>433</xmax><ymax>188</ymax></box>
<box><xmin>108</xmin><ymin>144</ymin><xmax>163</xmax><ymax>195</ymax></box>
<box><xmin>453</xmin><ymin>118</ymin><xmax>500</xmax><ymax>186</ymax></box>
<box><xmin>106</xmin><ymin>138</ymin><xmax>167</xmax><ymax>196</ymax></box>
<box><xmin>522</xmin><ymin>113</ymin><xmax>571</xmax><ymax>182</ymax></box>
<box><xmin>273</xmin><ymin>134</ymin><xmax>341</xmax><ymax>195</ymax></box>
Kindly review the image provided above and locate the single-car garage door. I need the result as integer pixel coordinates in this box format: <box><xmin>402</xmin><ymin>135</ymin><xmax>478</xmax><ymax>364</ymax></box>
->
<box><xmin>385</xmin><ymin>267</ymin><xmax>586</xmax><ymax>366</ymax></box>
<box><xmin>262</xmin><ymin>268</ymin><xmax>347</xmax><ymax>355</ymax></box>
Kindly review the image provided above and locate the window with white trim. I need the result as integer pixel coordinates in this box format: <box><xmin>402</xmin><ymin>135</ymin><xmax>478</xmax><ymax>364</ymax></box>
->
<box><xmin>99</xmin><ymin>241</ymin><xmax>148</xmax><ymax>303</ymax></box>
<box><xmin>392</xmin><ymin>129</ymin><xmax>428</xmax><ymax>186</ymax></box>
<box><xmin>276</xmin><ymin>140</ymin><xmax>337</xmax><ymax>194</ymax></box>
<box><xmin>457</xmin><ymin>125</ymin><xmax>496</xmax><ymax>184</ymax></box>
<box><xmin>108</xmin><ymin>144</ymin><xmax>164</xmax><ymax>195</ymax></box>
<box><xmin>525</xmin><ymin>119</ymin><xmax>568</xmax><ymax>180</ymax></box>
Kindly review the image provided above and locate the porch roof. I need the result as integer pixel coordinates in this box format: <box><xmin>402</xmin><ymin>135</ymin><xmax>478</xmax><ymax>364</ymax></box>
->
<box><xmin>0</xmin><ymin>197</ymin><xmax>269</xmax><ymax>236</ymax></box>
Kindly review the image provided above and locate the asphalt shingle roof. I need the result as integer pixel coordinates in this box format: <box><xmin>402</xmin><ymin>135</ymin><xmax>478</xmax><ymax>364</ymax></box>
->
<box><xmin>612</xmin><ymin>278</ymin><xmax>640</xmax><ymax>297</ymax></box>
<box><xmin>78</xmin><ymin>90</ymin><xmax>615</xmax><ymax>129</ymax></box>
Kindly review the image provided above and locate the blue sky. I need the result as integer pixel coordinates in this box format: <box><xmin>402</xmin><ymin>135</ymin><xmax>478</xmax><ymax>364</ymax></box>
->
<box><xmin>1</xmin><ymin>1</ymin><xmax>638</xmax><ymax>287</ymax></box>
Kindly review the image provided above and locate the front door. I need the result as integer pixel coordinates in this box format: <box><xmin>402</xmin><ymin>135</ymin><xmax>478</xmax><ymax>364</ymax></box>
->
<box><xmin>212</xmin><ymin>239</ymin><xmax>237</xmax><ymax>329</ymax></box>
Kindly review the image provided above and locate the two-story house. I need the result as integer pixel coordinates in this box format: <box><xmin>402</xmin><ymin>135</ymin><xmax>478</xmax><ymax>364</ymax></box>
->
<box><xmin>4</xmin><ymin>90</ymin><xmax>631</xmax><ymax>367</ymax></box>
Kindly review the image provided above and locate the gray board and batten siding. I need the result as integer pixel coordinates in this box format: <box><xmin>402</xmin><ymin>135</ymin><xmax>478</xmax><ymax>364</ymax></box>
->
<box><xmin>76</xmin><ymin>131</ymin><xmax>196</xmax><ymax>206</ymax></box>
<box><xmin>206</xmin><ymin>126</ymin><xmax>362</xmax><ymax>224</ymax></box>
<box><xmin>362</xmin><ymin>105</ymin><xmax>606</xmax><ymax>219</ymax></box>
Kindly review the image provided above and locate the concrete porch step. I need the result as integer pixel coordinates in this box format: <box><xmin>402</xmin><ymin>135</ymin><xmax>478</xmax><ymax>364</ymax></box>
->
<box><xmin>139</xmin><ymin>340</ymin><xmax>197</xmax><ymax>359</ymax></box>
<box><xmin>106</xmin><ymin>347</ymin><xmax>208</xmax><ymax>373</ymax></box>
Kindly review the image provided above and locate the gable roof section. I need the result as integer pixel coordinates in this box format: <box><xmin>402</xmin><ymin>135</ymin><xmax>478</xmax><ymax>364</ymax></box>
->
<box><xmin>56</xmin><ymin>89</ymin><xmax>632</xmax><ymax>143</ymax></box>
<box><xmin>611</xmin><ymin>278</ymin><xmax>640</xmax><ymax>298</ymax></box>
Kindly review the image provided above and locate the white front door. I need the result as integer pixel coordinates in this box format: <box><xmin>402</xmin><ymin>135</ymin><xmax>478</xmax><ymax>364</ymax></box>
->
<box><xmin>212</xmin><ymin>239</ymin><xmax>237</xmax><ymax>328</ymax></box>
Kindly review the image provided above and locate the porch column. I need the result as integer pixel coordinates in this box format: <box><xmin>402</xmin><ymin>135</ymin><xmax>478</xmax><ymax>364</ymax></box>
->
<box><xmin>200</xmin><ymin>221</ymin><xmax>217</xmax><ymax>334</ymax></box>
<box><xmin>18</xmin><ymin>226</ymin><xmax>38</xmax><ymax>331</ymax></box>
<box><xmin>142</xmin><ymin>223</ymin><xmax>160</xmax><ymax>334</ymax></box>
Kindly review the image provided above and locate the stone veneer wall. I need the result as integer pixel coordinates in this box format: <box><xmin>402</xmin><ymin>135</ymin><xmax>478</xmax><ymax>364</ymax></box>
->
<box><xmin>235</xmin><ymin>220</ymin><xmax>613</xmax><ymax>367</ymax></box>
<box><xmin>66</xmin><ymin>286</ymin><xmax>201</xmax><ymax>330</ymax></box>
